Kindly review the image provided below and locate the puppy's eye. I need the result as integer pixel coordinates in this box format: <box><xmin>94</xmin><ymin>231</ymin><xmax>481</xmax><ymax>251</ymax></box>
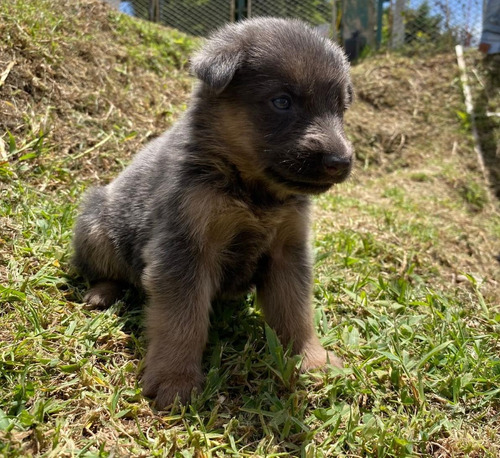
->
<box><xmin>271</xmin><ymin>96</ymin><xmax>292</xmax><ymax>110</ymax></box>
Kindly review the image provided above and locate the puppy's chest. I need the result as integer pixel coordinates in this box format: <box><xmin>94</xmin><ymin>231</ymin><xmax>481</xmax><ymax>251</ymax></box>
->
<box><xmin>217</xmin><ymin>211</ymin><xmax>281</xmax><ymax>296</ymax></box>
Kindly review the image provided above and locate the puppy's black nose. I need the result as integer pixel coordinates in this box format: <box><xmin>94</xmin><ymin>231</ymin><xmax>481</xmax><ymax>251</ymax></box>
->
<box><xmin>322</xmin><ymin>154</ymin><xmax>352</xmax><ymax>175</ymax></box>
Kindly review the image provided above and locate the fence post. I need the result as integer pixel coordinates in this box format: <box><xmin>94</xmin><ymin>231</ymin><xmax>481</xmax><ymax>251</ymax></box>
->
<box><xmin>236</xmin><ymin>0</ymin><xmax>244</xmax><ymax>20</ymax></box>
<box><xmin>331</xmin><ymin>0</ymin><xmax>337</xmax><ymax>42</ymax></box>
<box><xmin>376</xmin><ymin>0</ymin><xmax>384</xmax><ymax>47</ymax></box>
<box><xmin>391</xmin><ymin>0</ymin><xmax>405</xmax><ymax>48</ymax></box>
<box><xmin>230</xmin><ymin>0</ymin><xmax>235</xmax><ymax>21</ymax></box>
<box><xmin>149</xmin><ymin>0</ymin><xmax>160</xmax><ymax>22</ymax></box>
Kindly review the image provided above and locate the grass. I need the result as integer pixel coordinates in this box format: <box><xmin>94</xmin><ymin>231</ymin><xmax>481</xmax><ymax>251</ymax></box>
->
<box><xmin>1</xmin><ymin>0</ymin><xmax>499</xmax><ymax>456</ymax></box>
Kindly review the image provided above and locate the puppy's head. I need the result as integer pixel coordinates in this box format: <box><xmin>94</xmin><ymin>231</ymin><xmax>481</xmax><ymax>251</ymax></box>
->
<box><xmin>191</xmin><ymin>18</ymin><xmax>354</xmax><ymax>195</ymax></box>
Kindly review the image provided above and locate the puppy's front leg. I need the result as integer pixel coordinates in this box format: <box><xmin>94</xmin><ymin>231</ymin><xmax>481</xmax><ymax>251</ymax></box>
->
<box><xmin>141</xmin><ymin>244</ymin><xmax>215</xmax><ymax>409</ymax></box>
<box><xmin>257</xmin><ymin>232</ymin><xmax>342</xmax><ymax>371</ymax></box>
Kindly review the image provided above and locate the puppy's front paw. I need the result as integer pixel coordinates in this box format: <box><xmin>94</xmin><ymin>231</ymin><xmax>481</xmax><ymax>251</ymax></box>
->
<box><xmin>142</xmin><ymin>370</ymin><xmax>204</xmax><ymax>409</ymax></box>
<box><xmin>301</xmin><ymin>341</ymin><xmax>343</xmax><ymax>372</ymax></box>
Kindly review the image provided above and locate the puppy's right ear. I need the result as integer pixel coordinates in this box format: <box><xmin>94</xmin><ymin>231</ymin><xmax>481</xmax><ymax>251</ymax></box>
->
<box><xmin>190</xmin><ymin>38</ymin><xmax>243</xmax><ymax>94</ymax></box>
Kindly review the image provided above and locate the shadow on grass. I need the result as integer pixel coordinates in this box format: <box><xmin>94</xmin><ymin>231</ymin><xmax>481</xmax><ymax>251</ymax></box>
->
<box><xmin>68</xmin><ymin>276</ymin><xmax>266</xmax><ymax>354</ymax></box>
<box><xmin>67</xmin><ymin>276</ymin><xmax>275</xmax><ymax>403</ymax></box>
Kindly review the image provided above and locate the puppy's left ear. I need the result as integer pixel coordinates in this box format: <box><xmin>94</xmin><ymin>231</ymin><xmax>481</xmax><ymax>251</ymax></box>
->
<box><xmin>190</xmin><ymin>38</ymin><xmax>243</xmax><ymax>94</ymax></box>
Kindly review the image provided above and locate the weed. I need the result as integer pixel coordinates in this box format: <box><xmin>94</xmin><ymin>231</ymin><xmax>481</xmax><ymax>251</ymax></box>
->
<box><xmin>459</xmin><ymin>180</ymin><xmax>489</xmax><ymax>212</ymax></box>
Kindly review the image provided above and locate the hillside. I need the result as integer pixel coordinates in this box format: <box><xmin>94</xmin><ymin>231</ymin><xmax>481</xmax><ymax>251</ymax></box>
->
<box><xmin>0</xmin><ymin>0</ymin><xmax>196</xmax><ymax>185</ymax></box>
<box><xmin>1</xmin><ymin>0</ymin><xmax>499</xmax><ymax>456</ymax></box>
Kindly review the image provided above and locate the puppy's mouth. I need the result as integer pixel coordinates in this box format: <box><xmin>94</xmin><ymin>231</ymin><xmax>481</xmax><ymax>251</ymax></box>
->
<box><xmin>266</xmin><ymin>168</ymin><xmax>334</xmax><ymax>194</ymax></box>
<box><xmin>265</xmin><ymin>153</ymin><xmax>352</xmax><ymax>194</ymax></box>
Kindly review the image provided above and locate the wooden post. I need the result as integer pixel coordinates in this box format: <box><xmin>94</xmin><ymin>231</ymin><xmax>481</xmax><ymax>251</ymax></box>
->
<box><xmin>149</xmin><ymin>0</ymin><xmax>160</xmax><ymax>23</ymax></box>
<box><xmin>455</xmin><ymin>45</ymin><xmax>489</xmax><ymax>184</ymax></box>
<box><xmin>237</xmin><ymin>0</ymin><xmax>245</xmax><ymax>20</ymax></box>
<box><xmin>331</xmin><ymin>0</ymin><xmax>337</xmax><ymax>42</ymax></box>
<box><xmin>391</xmin><ymin>0</ymin><xmax>405</xmax><ymax>48</ymax></box>
<box><xmin>376</xmin><ymin>0</ymin><xmax>384</xmax><ymax>48</ymax></box>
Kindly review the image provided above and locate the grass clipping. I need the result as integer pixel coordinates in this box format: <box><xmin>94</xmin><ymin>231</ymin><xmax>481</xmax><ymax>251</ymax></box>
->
<box><xmin>1</xmin><ymin>0</ymin><xmax>499</xmax><ymax>456</ymax></box>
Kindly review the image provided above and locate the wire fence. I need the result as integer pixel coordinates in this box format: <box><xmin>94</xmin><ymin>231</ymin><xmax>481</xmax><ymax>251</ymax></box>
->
<box><xmin>111</xmin><ymin>0</ymin><xmax>484</xmax><ymax>55</ymax></box>
<box><xmin>388</xmin><ymin>0</ymin><xmax>483</xmax><ymax>50</ymax></box>
<box><xmin>115</xmin><ymin>0</ymin><xmax>336</xmax><ymax>37</ymax></box>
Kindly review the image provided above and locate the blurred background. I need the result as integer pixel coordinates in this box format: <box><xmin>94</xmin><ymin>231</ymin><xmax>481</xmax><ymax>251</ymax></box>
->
<box><xmin>105</xmin><ymin>0</ymin><xmax>485</xmax><ymax>60</ymax></box>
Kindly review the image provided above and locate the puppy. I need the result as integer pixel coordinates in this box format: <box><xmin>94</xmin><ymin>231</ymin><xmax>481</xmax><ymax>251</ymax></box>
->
<box><xmin>73</xmin><ymin>17</ymin><xmax>354</xmax><ymax>409</ymax></box>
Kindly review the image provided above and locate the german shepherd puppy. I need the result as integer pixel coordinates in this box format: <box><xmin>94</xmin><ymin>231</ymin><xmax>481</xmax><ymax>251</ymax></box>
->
<box><xmin>73</xmin><ymin>17</ymin><xmax>353</xmax><ymax>409</ymax></box>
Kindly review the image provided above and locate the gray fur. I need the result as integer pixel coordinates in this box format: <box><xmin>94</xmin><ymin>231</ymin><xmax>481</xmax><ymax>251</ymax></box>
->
<box><xmin>73</xmin><ymin>17</ymin><xmax>354</xmax><ymax>409</ymax></box>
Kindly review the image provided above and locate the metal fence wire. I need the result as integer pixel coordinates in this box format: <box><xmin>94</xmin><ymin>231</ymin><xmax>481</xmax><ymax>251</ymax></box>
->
<box><xmin>108</xmin><ymin>0</ymin><xmax>484</xmax><ymax>53</ymax></box>
<box><xmin>388</xmin><ymin>0</ymin><xmax>483</xmax><ymax>49</ymax></box>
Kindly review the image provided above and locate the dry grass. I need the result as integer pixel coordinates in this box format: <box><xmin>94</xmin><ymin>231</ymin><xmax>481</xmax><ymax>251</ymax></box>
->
<box><xmin>0</xmin><ymin>0</ymin><xmax>195</xmax><ymax>189</ymax></box>
<box><xmin>333</xmin><ymin>51</ymin><xmax>499</xmax><ymax>301</ymax></box>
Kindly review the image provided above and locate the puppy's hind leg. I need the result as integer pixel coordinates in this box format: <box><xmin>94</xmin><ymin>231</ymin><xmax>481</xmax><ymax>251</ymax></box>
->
<box><xmin>73</xmin><ymin>187</ymin><xmax>128</xmax><ymax>308</ymax></box>
<box><xmin>83</xmin><ymin>280</ymin><xmax>126</xmax><ymax>309</ymax></box>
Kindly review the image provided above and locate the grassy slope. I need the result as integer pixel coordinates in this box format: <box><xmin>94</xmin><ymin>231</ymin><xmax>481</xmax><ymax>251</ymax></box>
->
<box><xmin>1</xmin><ymin>0</ymin><xmax>499</xmax><ymax>456</ymax></box>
